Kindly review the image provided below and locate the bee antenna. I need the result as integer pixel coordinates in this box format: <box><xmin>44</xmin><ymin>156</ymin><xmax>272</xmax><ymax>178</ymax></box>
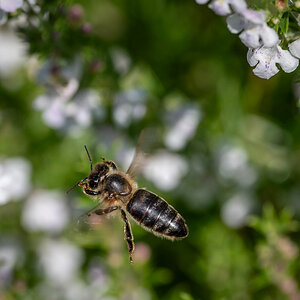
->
<box><xmin>66</xmin><ymin>177</ymin><xmax>88</xmax><ymax>194</ymax></box>
<box><xmin>84</xmin><ymin>145</ymin><xmax>93</xmax><ymax>171</ymax></box>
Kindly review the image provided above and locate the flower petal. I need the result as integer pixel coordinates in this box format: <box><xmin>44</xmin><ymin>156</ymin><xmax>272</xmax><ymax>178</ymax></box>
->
<box><xmin>248</xmin><ymin>47</ymin><xmax>279</xmax><ymax>79</ymax></box>
<box><xmin>241</xmin><ymin>9</ymin><xmax>265</xmax><ymax>24</ymax></box>
<box><xmin>239</xmin><ymin>25</ymin><xmax>261</xmax><ymax>48</ymax></box>
<box><xmin>277</xmin><ymin>46</ymin><xmax>299</xmax><ymax>73</ymax></box>
<box><xmin>226</xmin><ymin>13</ymin><xmax>245</xmax><ymax>34</ymax></box>
<box><xmin>259</xmin><ymin>24</ymin><xmax>279</xmax><ymax>48</ymax></box>
<box><xmin>289</xmin><ymin>39</ymin><xmax>300</xmax><ymax>58</ymax></box>
<box><xmin>247</xmin><ymin>48</ymin><xmax>258</xmax><ymax>66</ymax></box>
<box><xmin>0</xmin><ymin>10</ymin><xmax>7</xmax><ymax>25</ymax></box>
<box><xmin>0</xmin><ymin>0</ymin><xmax>23</xmax><ymax>12</ymax></box>
<box><xmin>195</xmin><ymin>0</ymin><xmax>210</xmax><ymax>4</ymax></box>
<box><xmin>43</xmin><ymin>97</ymin><xmax>66</xmax><ymax>129</ymax></box>
<box><xmin>229</xmin><ymin>0</ymin><xmax>247</xmax><ymax>13</ymax></box>
<box><xmin>208</xmin><ymin>0</ymin><xmax>231</xmax><ymax>16</ymax></box>
<box><xmin>253</xmin><ymin>59</ymin><xmax>279</xmax><ymax>79</ymax></box>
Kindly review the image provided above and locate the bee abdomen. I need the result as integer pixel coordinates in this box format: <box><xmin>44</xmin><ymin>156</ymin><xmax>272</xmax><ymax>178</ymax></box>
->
<box><xmin>126</xmin><ymin>189</ymin><xmax>188</xmax><ymax>239</ymax></box>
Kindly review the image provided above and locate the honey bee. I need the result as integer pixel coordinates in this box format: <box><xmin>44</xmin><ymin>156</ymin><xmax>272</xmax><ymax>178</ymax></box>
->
<box><xmin>68</xmin><ymin>134</ymin><xmax>188</xmax><ymax>263</ymax></box>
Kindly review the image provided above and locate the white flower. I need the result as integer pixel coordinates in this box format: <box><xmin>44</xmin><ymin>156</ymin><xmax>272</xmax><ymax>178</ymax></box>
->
<box><xmin>66</xmin><ymin>88</ymin><xmax>102</xmax><ymax>127</ymax></box>
<box><xmin>0</xmin><ymin>243</ymin><xmax>20</xmax><ymax>286</ymax></box>
<box><xmin>0</xmin><ymin>10</ymin><xmax>7</xmax><ymax>25</ymax></box>
<box><xmin>226</xmin><ymin>13</ymin><xmax>245</xmax><ymax>33</ymax></box>
<box><xmin>0</xmin><ymin>0</ymin><xmax>23</xmax><ymax>12</ymax></box>
<box><xmin>239</xmin><ymin>23</ymin><xmax>278</xmax><ymax>49</ymax></box>
<box><xmin>218</xmin><ymin>145</ymin><xmax>257</xmax><ymax>187</ymax></box>
<box><xmin>221</xmin><ymin>193</ymin><xmax>253</xmax><ymax>228</ymax></box>
<box><xmin>197</xmin><ymin>0</ymin><xmax>279</xmax><ymax>49</ymax></box>
<box><xmin>87</xmin><ymin>258</ymin><xmax>108</xmax><ymax>289</ymax></box>
<box><xmin>0</xmin><ymin>157</ymin><xmax>31</xmax><ymax>205</ymax></box>
<box><xmin>209</xmin><ymin>0</ymin><xmax>232</xmax><ymax>16</ymax></box>
<box><xmin>34</xmin><ymin>88</ymin><xmax>102</xmax><ymax>131</ymax></box>
<box><xmin>22</xmin><ymin>190</ymin><xmax>70</xmax><ymax>233</ymax></box>
<box><xmin>289</xmin><ymin>38</ymin><xmax>300</xmax><ymax>58</ymax></box>
<box><xmin>164</xmin><ymin>105</ymin><xmax>201</xmax><ymax>151</ymax></box>
<box><xmin>34</xmin><ymin>94</ymin><xmax>68</xmax><ymax>129</ymax></box>
<box><xmin>227</xmin><ymin>10</ymin><xmax>279</xmax><ymax>48</ymax></box>
<box><xmin>0</xmin><ymin>28</ymin><xmax>27</xmax><ymax>77</ymax></box>
<box><xmin>111</xmin><ymin>48</ymin><xmax>131</xmax><ymax>75</ymax></box>
<box><xmin>143</xmin><ymin>151</ymin><xmax>187</xmax><ymax>191</ymax></box>
<box><xmin>113</xmin><ymin>89</ymin><xmax>147</xmax><ymax>127</ymax></box>
<box><xmin>247</xmin><ymin>45</ymin><xmax>299</xmax><ymax>79</ymax></box>
<box><xmin>197</xmin><ymin>0</ymin><xmax>247</xmax><ymax>16</ymax></box>
<box><xmin>38</xmin><ymin>239</ymin><xmax>84</xmax><ymax>284</ymax></box>
<box><xmin>33</xmin><ymin>57</ymin><xmax>105</xmax><ymax>132</ymax></box>
<box><xmin>37</xmin><ymin>57</ymin><xmax>82</xmax><ymax>96</ymax></box>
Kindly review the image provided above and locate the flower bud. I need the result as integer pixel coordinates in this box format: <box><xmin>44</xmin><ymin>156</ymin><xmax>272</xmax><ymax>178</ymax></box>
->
<box><xmin>81</xmin><ymin>22</ymin><xmax>92</xmax><ymax>34</ymax></box>
<box><xmin>68</xmin><ymin>4</ymin><xmax>84</xmax><ymax>23</ymax></box>
<box><xmin>276</xmin><ymin>0</ymin><xmax>286</xmax><ymax>10</ymax></box>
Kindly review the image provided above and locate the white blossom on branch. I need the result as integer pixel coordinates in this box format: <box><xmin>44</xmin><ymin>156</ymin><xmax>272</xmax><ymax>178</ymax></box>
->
<box><xmin>247</xmin><ymin>45</ymin><xmax>299</xmax><ymax>79</ymax></box>
<box><xmin>195</xmin><ymin>0</ymin><xmax>300</xmax><ymax>79</ymax></box>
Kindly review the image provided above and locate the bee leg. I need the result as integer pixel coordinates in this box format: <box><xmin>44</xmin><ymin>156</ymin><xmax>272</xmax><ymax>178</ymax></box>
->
<box><xmin>89</xmin><ymin>205</ymin><xmax>120</xmax><ymax>216</ymax></box>
<box><xmin>120</xmin><ymin>209</ymin><xmax>134</xmax><ymax>264</ymax></box>
<box><xmin>84</xmin><ymin>189</ymin><xmax>101</xmax><ymax>196</ymax></box>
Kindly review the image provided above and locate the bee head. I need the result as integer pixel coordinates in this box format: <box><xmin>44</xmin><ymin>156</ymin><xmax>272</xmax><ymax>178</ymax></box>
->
<box><xmin>87</xmin><ymin>163</ymin><xmax>109</xmax><ymax>189</ymax></box>
<box><xmin>66</xmin><ymin>146</ymin><xmax>116</xmax><ymax>195</ymax></box>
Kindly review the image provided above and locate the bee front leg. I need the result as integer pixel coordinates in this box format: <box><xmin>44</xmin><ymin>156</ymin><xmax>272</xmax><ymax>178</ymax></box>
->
<box><xmin>120</xmin><ymin>209</ymin><xmax>135</xmax><ymax>264</ymax></box>
<box><xmin>84</xmin><ymin>189</ymin><xmax>101</xmax><ymax>196</ymax></box>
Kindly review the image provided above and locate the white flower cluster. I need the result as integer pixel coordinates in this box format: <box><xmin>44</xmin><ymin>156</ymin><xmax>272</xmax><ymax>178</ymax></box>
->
<box><xmin>196</xmin><ymin>0</ymin><xmax>300</xmax><ymax>79</ymax></box>
<box><xmin>34</xmin><ymin>58</ymin><xmax>104</xmax><ymax>133</ymax></box>
<box><xmin>164</xmin><ymin>102</ymin><xmax>201</xmax><ymax>151</ymax></box>
<box><xmin>113</xmin><ymin>89</ymin><xmax>147</xmax><ymax>127</ymax></box>
<box><xmin>0</xmin><ymin>0</ymin><xmax>23</xmax><ymax>25</ymax></box>
<box><xmin>0</xmin><ymin>157</ymin><xmax>31</xmax><ymax>205</ymax></box>
<box><xmin>0</xmin><ymin>241</ymin><xmax>21</xmax><ymax>287</ymax></box>
<box><xmin>22</xmin><ymin>190</ymin><xmax>70</xmax><ymax>234</ymax></box>
<box><xmin>143</xmin><ymin>151</ymin><xmax>188</xmax><ymax>191</ymax></box>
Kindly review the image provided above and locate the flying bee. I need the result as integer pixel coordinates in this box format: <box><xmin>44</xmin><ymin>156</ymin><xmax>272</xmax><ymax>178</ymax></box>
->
<box><xmin>67</xmin><ymin>134</ymin><xmax>188</xmax><ymax>263</ymax></box>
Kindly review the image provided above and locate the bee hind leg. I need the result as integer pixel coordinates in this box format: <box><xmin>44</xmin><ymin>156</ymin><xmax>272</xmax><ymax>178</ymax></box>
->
<box><xmin>88</xmin><ymin>206</ymin><xmax>119</xmax><ymax>216</ymax></box>
<box><xmin>120</xmin><ymin>209</ymin><xmax>135</xmax><ymax>264</ymax></box>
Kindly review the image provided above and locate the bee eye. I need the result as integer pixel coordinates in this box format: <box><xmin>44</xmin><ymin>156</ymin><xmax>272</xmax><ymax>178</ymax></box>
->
<box><xmin>99</xmin><ymin>165</ymin><xmax>108</xmax><ymax>173</ymax></box>
<box><xmin>89</xmin><ymin>180</ymin><xmax>97</xmax><ymax>188</ymax></box>
<box><xmin>89</xmin><ymin>175</ymin><xmax>99</xmax><ymax>188</ymax></box>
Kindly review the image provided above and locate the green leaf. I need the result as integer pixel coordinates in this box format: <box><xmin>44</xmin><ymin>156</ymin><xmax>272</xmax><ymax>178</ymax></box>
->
<box><xmin>279</xmin><ymin>14</ymin><xmax>289</xmax><ymax>34</ymax></box>
<box><xmin>180</xmin><ymin>292</ymin><xmax>194</xmax><ymax>300</ymax></box>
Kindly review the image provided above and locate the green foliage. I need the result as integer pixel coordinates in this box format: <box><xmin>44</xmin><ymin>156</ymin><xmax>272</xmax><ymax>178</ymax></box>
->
<box><xmin>0</xmin><ymin>0</ymin><xmax>299</xmax><ymax>300</ymax></box>
<box><xmin>249</xmin><ymin>204</ymin><xmax>300</xmax><ymax>299</ymax></box>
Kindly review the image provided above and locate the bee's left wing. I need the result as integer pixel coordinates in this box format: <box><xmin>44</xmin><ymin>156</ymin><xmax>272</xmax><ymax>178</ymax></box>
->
<box><xmin>126</xmin><ymin>130</ymin><xmax>150</xmax><ymax>179</ymax></box>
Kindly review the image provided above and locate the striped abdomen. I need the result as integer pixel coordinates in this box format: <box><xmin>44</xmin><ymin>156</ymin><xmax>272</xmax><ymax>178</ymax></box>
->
<box><xmin>126</xmin><ymin>189</ymin><xmax>188</xmax><ymax>239</ymax></box>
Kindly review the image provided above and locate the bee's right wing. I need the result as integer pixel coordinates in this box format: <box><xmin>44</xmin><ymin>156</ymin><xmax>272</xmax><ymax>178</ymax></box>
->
<box><xmin>74</xmin><ymin>204</ymin><xmax>103</xmax><ymax>231</ymax></box>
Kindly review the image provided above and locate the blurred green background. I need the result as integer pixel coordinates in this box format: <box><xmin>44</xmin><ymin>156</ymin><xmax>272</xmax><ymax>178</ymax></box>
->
<box><xmin>0</xmin><ymin>0</ymin><xmax>300</xmax><ymax>299</ymax></box>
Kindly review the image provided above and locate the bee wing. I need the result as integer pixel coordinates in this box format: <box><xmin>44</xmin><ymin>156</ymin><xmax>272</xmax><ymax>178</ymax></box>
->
<box><xmin>126</xmin><ymin>130</ymin><xmax>150</xmax><ymax>179</ymax></box>
<box><xmin>74</xmin><ymin>204</ymin><xmax>102</xmax><ymax>231</ymax></box>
